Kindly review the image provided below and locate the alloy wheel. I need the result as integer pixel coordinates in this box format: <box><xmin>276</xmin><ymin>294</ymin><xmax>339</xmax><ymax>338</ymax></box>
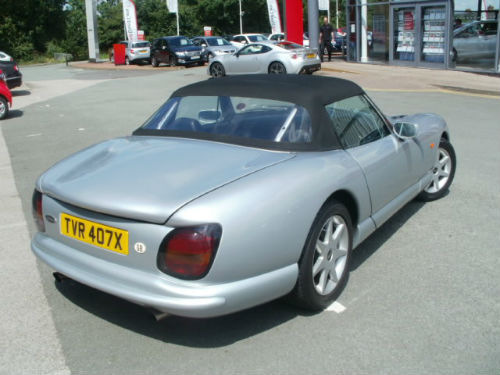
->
<box><xmin>424</xmin><ymin>147</ymin><xmax>452</xmax><ymax>194</ymax></box>
<box><xmin>269</xmin><ymin>62</ymin><xmax>286</xmax><ymax>74</ymax></box>
<box><xmin>312</xmin><ymin>215</ymin><xmax>349</xmax><ymax>295</ymax></box>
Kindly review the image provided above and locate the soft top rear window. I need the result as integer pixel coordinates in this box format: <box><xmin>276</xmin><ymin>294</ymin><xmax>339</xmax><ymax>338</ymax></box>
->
<box><xmin>139</xmin><ymin>96</ymin><xmax>312</xmax><ymax>144</ymax></box>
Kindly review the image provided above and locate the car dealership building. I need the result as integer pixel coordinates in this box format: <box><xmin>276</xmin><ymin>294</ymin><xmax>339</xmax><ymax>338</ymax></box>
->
<box><xmin>344</xmin><ymin>0</ymin><xmax>499</xmax><ymax>72</ymax></box>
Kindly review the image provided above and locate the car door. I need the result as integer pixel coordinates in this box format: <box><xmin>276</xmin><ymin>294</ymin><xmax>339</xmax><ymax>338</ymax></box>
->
<box><xmin>230</xmin><ymin>44</ymin><xmax>266</xmax><ymax>74</ymax></box>
<box><xmin>325</xmin><ymin>95</ymin><xmax>425</xmax><ymax>227</ymax></box>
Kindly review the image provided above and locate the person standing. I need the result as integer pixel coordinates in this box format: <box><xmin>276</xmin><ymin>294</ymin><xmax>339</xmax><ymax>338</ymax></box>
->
<box><xmin>319</xmin><ymin>17</ymin><xmax>335</xmax><ymax>62</ymax></box>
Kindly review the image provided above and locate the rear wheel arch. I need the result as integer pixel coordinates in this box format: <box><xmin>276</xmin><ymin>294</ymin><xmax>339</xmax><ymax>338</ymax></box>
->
<box><xmin>441</xmin><ymin>131</ymin><xmax>450</xmax><ymax>142</ymax></box>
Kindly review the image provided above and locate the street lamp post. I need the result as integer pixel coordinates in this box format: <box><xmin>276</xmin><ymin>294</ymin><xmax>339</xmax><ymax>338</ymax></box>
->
<box><xmin>239</xmin><ymin>0</ymin><xmax>243</xmax><ymax>34</ymax></box>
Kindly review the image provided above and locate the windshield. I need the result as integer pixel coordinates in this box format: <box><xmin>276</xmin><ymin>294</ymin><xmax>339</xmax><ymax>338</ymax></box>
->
<box><xmin>248</xmin><ymin>34</ymin><xmax>268</xmax><ymax>42</ymax></box>
<box><xmin>169</xmin><ymin>37</ymin><xmax>193</xmax><ymax>47</ymax></box>
<box><xmin>140</xmin><ymin>96</ymin><xmax>312</xmax><ymax>144</ymax></box>
<box><xmin>207</xmin><ymin>38</ymin><xmax>231</xmax><ymax>46</ymax></box>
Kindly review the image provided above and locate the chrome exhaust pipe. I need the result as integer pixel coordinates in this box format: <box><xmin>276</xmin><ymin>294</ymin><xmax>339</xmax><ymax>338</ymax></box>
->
<box><xmin>149</xmin><ymin>308</ymin><xmax>170</xmax><ymax>321</ymax></box>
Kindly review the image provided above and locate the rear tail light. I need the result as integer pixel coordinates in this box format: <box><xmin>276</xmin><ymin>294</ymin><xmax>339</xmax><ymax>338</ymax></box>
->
<box><xmin>291</xmin><ymin>53</ymin><xmax>298</xmax><ymax>59</ymax></box>
<box><xmin>32</xmin><ymin>190</ymin><xmax>45</xmax><ymax>232</ymax></box>
<box><xmin>13</xmin><ymin>64</ymin><xmax>19</xmax><ymax>72</ymax></box>
<box><xmin>157</xmin><ymin>224</ymin><xmax>222</xmax><ymax>279</ymax></box>
<box><xmin>130</xmin><ymin>49</ymin><xmax>136</xmax><ymax>54</ymax></box>
<box><xmin>0</xmin><ymin>69</ymin><xmax>4</xmax><ymax>82</ymax></box>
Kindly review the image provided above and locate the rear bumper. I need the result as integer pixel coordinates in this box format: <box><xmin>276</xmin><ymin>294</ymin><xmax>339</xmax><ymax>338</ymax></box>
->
<box><xmin>300</xmin><ymin>63</ymin><xmax>321</xmax><ymax>74</ymax></box>
<box><xmin>6</xmin><ymin>75</ymin><xmax>22</xmax><ymax>89</ymax></box>
<box><xmin>32</xmin><ymin>233</ymin><xmax>297</xmax><ymax>318</ymax></box>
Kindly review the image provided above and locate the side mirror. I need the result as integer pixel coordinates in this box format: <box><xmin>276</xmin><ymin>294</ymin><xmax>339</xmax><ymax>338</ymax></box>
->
<box><xmin>201</xmin><ymin>43</ymin><xmax>207</xmax><ymax>47</ymax></box>
<box><xmin>393</xmin><ymin>121</ymin><xmax>418</xmax><ymax>140</ymax></box>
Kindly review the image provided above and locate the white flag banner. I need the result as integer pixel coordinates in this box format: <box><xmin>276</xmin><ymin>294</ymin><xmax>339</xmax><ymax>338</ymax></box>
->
<box><xmin>166</xmin><ymin>0</ymin><xmax>178</xmax><ymax>13</ymax></box>
<box><xmin>266</xmin><ymin>0</ymin><xmax>282</xmax><ymax>34</ymax></box>
<box><xmin>319</xmin><ymin>0</ymin><xmax>329</xmax><ymax>11</ymax></box>
<box><xmin>122</xmin><ymin>0</ymin><xmax>138</xmax><ymax>42</ymax></box>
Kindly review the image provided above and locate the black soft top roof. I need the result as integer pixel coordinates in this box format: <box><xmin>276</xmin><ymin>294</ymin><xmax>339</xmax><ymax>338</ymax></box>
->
<box><xmin>172</xmin><ymin>74</ymin><xmax>364</xmax><ymax>108</ymax></box>
<box><xmin>135</xmin><ymin>75</ymin><xmax>366</xmax><ymax>151</ymax></box>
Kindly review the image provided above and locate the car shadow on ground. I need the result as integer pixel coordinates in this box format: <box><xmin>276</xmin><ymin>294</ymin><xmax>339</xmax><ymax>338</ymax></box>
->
<box><xmin>6</xmin><ymin>109</ymin><xmax>23</xmax><ymax>119</ymax></box>
<box><xmin>55</xmin><ymin>279</ymin><xmax>317</xmax><ymax>347</ymax></box>
<box><xmin>11</xmin><ymin>89</ymin><xmax>31</xmax><ymax>97</ymax></box>
<box><xmin>54</xmin><ymin>200</ymin><xmax>425</xmax><ymax>348</ymax></box>
<box><xmin>350</xmin><ymin>200</ymin><xmax>425</xmax><ymax>270</ymax></box>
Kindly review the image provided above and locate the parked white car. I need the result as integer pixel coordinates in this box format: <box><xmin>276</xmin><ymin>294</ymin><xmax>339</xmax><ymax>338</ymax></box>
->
<box><xmin>230</xmin><ymin>33</ymin><xmax>269</xmax><ymax>48</ymax></box>
<box><xmin>208</xmin><ymin>41</ymin><xmax>320</xmax><ymax>77</ymax></box>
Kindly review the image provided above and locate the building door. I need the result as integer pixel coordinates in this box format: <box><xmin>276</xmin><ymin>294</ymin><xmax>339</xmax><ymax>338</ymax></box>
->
<box><xmin>390</xmin><ymin>2</ymin><xmax>449</xmax><ymax>67</ymax></box>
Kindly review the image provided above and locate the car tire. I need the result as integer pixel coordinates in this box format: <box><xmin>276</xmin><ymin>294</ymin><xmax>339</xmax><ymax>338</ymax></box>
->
<box><xmin>198</xmin><ymin>60</ymin><xmax>205</xmax><ymax>66</ymax></box>
<box><xmin>268</xmin><ymin>62</ymin><xmax>287</xmax><ymax>74</ymax></box>
<box><xmin>0</xmin><ymin>96</ymin><xmax>9</xmax><ymax>120</ymax></box>
<box><xmin>452</xmin><ymin>48</ymin><xmax>458</xmax><ymax>63</ymax></box>
<box><xmin>290</xmin><ymin>200</ymin><xmax>353</xmax><ymax>310</ymax></box>
<box><xmin>125</xmin><ymin>56</ymin><xmax>130</xmax><ymax>65</ymax></box>
<box><xmin>151</xmin><ymin>56</ymin><xmax>159</xmax><ymax>67</ymax></box>
<box><xmin>417</xmin><ymin>139</ymin><xmax>456</xmax><ymax>202</ymax></box>
<box><xmin>210</xmin><ymin>62</ymin><xmax>225</xmax><ymax>78</ymax></box>
<box><xmin>168</xmin><ymin>55</ymin><xmax>176</xmax><ymax>67</ymax></box>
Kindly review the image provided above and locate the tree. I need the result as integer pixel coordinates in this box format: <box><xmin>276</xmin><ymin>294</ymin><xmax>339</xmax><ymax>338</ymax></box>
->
<box><xmin>0</xmin><ymin>0</ymin><xmax>66</xmax><ymax>60</ymax></box>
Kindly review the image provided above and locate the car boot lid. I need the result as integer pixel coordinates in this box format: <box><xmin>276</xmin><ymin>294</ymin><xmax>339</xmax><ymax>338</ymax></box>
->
<box><xmin>37</xmin><ymin>136</ymin><xmax>295</xmax><ymax>224</ymax></box>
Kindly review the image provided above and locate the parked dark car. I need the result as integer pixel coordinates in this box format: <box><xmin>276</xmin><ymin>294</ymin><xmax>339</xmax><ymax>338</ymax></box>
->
<box><xmin>150</xmin><ymin>36</ymin><xmax>203</xmax><ymax>67</ymax></box>
<box><xmin>0</xmin><ymin>52</ymin><xmax>22</xmax><ymax>89</ymax></box>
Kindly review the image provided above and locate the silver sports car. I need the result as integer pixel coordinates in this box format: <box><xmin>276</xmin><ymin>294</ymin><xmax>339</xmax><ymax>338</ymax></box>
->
<box><xmin>31</xmin><ymin>75</ymin><xmax>456</xmax><ymax>318</ymax></box>
<box><xmin>208</xmin><ymin>41</ymin><xmax>321</xmax><ymax>78</ymax></box>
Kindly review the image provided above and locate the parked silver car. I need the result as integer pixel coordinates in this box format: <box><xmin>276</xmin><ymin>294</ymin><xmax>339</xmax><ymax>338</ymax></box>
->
<box><xmin>192</xmin><ymin>36</ymin><xmax>236</xmax><ymax>63</ymax></box>
<box><xmin>208</xmin><ymin>41</ymin><xmax>321</xmax><ymax>77</ymax></box>
<box><xmin>31</xmin><ymin>75</ymin><xmax>456</xmax><ymax>318</ymax></box>
<box><xmin>124</xmin><ymin>40</ymin><xmax>151</xmax><ymax>65</ymax></box>
<box><xmin>452</xmin><ymin>20</ymin><xmax>498</xmax><ymax>64</ymax></box>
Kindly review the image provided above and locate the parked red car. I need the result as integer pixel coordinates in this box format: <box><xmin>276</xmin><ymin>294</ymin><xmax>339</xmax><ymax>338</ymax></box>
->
<box><xmin>0</xmin><ymin>69</ymin><xmax>13</xmax><ymax>120</ymax></box>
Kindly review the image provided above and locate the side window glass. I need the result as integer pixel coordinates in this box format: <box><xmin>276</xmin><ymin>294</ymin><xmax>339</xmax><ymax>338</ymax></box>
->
<box><xmin>238</xmin><ymin>46</ymin><xmax>254</xmax><ymax>55</ymax></box>
<box><xmin>325</xmin><ymin>95</ymin><xmax>390</xmax><ymax>149</ymax></box>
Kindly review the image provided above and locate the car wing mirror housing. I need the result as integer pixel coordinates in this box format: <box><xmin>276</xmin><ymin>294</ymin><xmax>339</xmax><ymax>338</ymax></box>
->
<box><xmin>393</xmin><ymin>121</ymin><xmax>418</xmax><ymax>140</ymax></box>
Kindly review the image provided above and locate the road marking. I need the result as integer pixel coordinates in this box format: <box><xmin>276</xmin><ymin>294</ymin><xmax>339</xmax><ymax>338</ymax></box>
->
<box><xmin>326</xmin><ymin>301</ymin><xmax>346</xmax><ymax>313</ymax></box>
<box><xmin>26</xmin><ymin>133</ymin><xmax>42</xmax><ymax>137</ymax></box>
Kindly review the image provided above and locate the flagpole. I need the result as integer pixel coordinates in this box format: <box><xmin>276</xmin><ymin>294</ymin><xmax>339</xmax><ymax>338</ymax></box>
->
<box><xmin>176</xmin><ymin>9</ymin><xmax>179</xmax><ymax>35</ymax></box>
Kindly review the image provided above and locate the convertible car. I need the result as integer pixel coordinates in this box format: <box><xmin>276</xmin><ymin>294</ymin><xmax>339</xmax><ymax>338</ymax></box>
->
<box><xmin>31</xmin><ymin>75</ymin><xmax>456</xmax><ymax>318</ymax></box>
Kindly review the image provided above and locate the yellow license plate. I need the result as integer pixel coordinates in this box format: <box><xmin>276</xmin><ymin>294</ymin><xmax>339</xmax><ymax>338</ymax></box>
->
<box><xmin>307</xmin><ymin>53</ymin><xmax>316</xmax><ymax>59</ymax></box>
<box><xmin>60</xmin><ymin>213</ymin><xmax>129</xmax><ymax>255</ymax></box>
<box><xmin>139</xmin><ymin>50</ymin><xmax>147</xmax><ymax>53</ymax></box>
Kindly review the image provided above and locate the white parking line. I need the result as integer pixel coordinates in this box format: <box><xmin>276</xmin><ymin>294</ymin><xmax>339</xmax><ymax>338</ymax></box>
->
<box><xmin>326</xmin><ymin>301</ymin><xmax>346</xmax><ymax>313</ymax></box>
<box><xmin>26</xmin><ymin>133</ymin><xmax>42</xmax><ymax>137</ymax></box>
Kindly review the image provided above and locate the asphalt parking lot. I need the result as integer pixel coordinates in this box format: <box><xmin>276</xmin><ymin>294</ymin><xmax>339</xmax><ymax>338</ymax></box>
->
<box><xmin>1</xmin><ymin>63</ymin><xmax>499</xmax><ymax>375</ymax></box>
